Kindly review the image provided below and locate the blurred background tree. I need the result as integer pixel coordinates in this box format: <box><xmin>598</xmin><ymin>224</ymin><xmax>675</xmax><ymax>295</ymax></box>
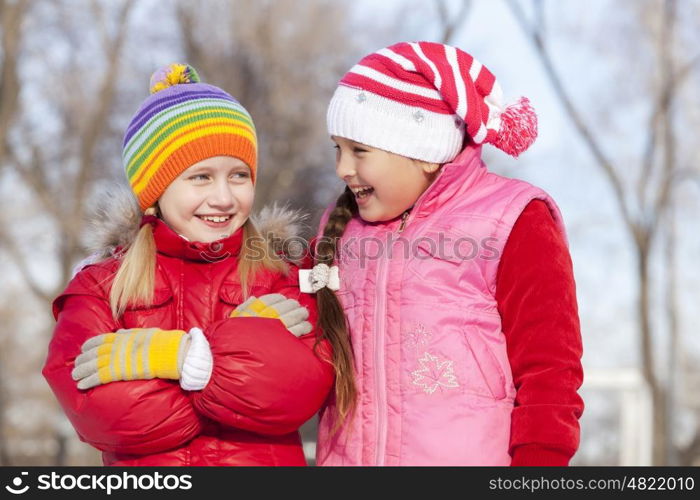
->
<box><xmin>0</xmin><ymin>0</ymin><xmax>698</xmax><ymax>465</ymax></box>
<box><xmin>506</xmin><ymin>0</ymin><xmax>700</xmax><ymax>465</ymax></box>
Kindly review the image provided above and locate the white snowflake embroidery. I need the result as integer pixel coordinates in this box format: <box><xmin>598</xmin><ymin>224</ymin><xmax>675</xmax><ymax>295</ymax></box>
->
<box><xmin>405</xmin><ymin>323</ymin><xmax>432</xmax><ymax>348</ymax></box>
<box><xmin>411</xmin><ymin>352</ymin><xmax>460</xmax><ymax>394</ymax></box>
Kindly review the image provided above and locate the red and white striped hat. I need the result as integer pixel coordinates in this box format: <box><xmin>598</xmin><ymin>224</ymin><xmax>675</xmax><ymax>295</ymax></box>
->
<box><xmin>327</xmin><ymin>41</ymin><xmax>537</xmax><ymax>162</ymax></box>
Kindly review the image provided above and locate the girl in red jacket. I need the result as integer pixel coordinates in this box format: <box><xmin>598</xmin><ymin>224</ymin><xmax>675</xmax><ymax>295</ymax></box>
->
<box><xmin>42</xmin><ymin>64</ymin><xmax>335</xmax><ymax>466</ymax></box>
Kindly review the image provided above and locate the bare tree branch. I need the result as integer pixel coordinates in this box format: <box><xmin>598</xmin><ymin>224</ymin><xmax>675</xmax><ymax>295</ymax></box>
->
<box><xmin>6</xmin><ymin>144</ymin><xmax>58</xmax><ymax>217</ymax></box>
<box><xmin>0</xmin><ymin>0</ymin><xmax>29</xmax><ymax>162</ymax></box>
<box><xmin>643</xmin><ymin>0</ymin><xmax>678</xmax><ymax>240</ymax></box>
<box><xmin>89</xmin><ymin>0</ymin><xmax>111</xmax><ymax>56</ymax></box>
<box><xmin>436</xmin><ymin>0</ymin><xmax>471</xmax><ymax>45</ymax></box>
<box><xmin>638</xmin><ymin>53</ymin><xmax>698</xmax><ymax>209</ymax></box>
<box><xmin>679</xmin><ymin>421</ymin><xmax>700</xmax><ymax>465</ymax></box>
<box><xmin>639</xmin><ymin>97</ymin><xmax>663</xmax><ymax>209</ymax></box>
<box><xmin>172</xmin><ymin>0</ymin><xmax>355</xmax><ymax>210</ymax></box>
<box><xmin>0</xmin><ymin>226</ymin><xmax>52</xmax><ymax>303</ymax></box>
<box><xmin>74</xmin><ymin>0</ymin><xmax>134</xmax><ymax>215</ymax></box>
<box><xmin>505</xmin><ymin>0</ymin><xmax>639</xmax><ymax>239</ymax></box>
<box><xmin>175</xmin><ymin>2</ymin><xmax>205</xmax><ymax>67</ymax></box>
<box><xmin>533</xmin><ymin>0</ymin><xmax>545</xmax><ymax>35</ymax></box>
<box><xmin>507</xmin><ymin>0</ymin><xmax>694</xmax><ymax>465</ymax></box>
<box><xmin>65</xmin><ymin>0</ymin><xmax>134</xmax><ymax>282</ymax></box>
<box><xmin>0</xmin><ymin>339</ymin><xmax>11</xmax><ymax>465</ymax></box>
<box><xmin>1</xmin><ymin>0</ymin><xmax>136</xmax><ymax>303</ymax></box>
<box><xmin>673</xmin><ymin>51</ymin><xmax>700</xmax><ymax>86</ymax></box>
<box><xmin>658</xmin><ymin>0</ymin><xmax>679</xmax><ymax>464</ymax></box>
<box><xmin>664</xmin><ymin>200</ymin><xmax>680</xmax><ymax>464</ymax></box>
<box><xmin>4</xmin><ymin>144</ymin><xmax>79</xmax><ymax>280</ymax></box>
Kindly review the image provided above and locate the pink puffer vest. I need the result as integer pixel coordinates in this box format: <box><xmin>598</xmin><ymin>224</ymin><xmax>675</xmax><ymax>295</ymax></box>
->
<box><xmin>315</xmin><ymin>144</ymin><xmax>567</xmax><ymax>465</ymax></box>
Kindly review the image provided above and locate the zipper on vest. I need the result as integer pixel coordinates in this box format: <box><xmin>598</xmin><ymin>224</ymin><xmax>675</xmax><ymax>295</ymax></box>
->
<box><xmin>374</xmin><ymin>247</ymin><xmax>390</xmax><ymax>465</ymax></box>
<box><xmin>397</xmin><ymin>210</ymin><xmax>410</xmax><ymax>233</ymax></box>
<box><xmin>374</xmin><ymin>208</ymin><xmax>408</xmax><ymax>462</ymax></box>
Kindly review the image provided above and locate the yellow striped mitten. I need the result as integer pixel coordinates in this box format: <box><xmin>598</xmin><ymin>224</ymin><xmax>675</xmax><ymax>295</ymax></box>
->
<box><xmin>72</xmin><ymin>328</ymin><xmax>190</xmax><ymax>390</ymax></box>
<box><xmin>230</xmin><ymin>293</ymin><xmax>312</xmax><ymax>337</ymax></box>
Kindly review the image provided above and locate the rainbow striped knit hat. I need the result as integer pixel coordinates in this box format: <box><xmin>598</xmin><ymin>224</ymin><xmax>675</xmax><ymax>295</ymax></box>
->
<box><xmin>123</xmin><ymin>63</ymin><xmax>257</xmax><ymax>211</ymax></box>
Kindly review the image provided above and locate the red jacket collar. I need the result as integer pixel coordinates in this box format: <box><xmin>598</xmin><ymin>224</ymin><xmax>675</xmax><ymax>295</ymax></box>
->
<box><xmin>141</xmin><ymin>215</ymin><xmax>244</xmax><ymax>262</ymax></box>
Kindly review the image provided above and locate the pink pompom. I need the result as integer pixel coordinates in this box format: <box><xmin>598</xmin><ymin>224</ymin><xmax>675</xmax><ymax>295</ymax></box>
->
<box><xmin>491</xmin><ymin>97</ymin><xmax>538</xmax><ymax>157</ymax></box>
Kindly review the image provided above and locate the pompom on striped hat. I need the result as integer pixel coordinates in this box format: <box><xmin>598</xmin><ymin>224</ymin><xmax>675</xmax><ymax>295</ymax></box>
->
<box><xmin>327</xmin><ymin>41</ymin><xmax>537</xmax><ymax>163</ymax></box>
<box><xmin>123</xmin><ymin>63</ymin><xmax>257</xmax><ymax>211</ymax></box>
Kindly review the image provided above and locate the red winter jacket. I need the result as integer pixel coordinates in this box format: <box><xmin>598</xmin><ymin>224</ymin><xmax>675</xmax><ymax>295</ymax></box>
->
<box><xmin>43</xmin><ymin>210</ymin><xmax>334</xmax><ymax>466</ymax></box>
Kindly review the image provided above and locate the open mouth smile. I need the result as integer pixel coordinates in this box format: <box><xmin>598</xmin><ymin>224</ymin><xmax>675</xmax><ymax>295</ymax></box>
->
<box><xmin>196</xmin><ymin>214</ymin><xmax>233</xmax><ymax>227</ymax></box>
<box><xmin>350</xmin><ymin>185</ymin><xmax>374</xmax><ymax>199</ymax></box>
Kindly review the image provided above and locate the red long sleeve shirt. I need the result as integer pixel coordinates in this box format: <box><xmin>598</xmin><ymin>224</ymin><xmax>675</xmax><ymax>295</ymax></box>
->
<box><xmin>496</xmin><ymin>200</ymin><xmax>584</xmax><ymax>466</ymax></box>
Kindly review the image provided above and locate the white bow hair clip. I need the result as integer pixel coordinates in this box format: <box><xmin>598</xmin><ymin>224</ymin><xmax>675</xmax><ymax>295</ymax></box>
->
<box><xmin>299</xmin><ymin>264</ymin><xmax>340</xmax><ymax>293</ymax></box>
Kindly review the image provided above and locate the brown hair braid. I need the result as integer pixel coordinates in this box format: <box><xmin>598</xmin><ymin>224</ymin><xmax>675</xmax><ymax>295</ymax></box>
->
<box><xmin>315</xmin><ymin>187</ymin><xmax>358</xmax><ymax>425</ymax></box>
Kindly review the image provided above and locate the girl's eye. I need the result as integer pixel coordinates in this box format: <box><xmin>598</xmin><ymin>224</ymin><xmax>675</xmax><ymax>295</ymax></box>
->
<box><xmin>231</xmin><ymin>171</ymin><xmax>250</xmax><ymax>179</ymax></box>
<box><xmin>190</xmin><ymin>174</ymin><xmax>210</xmax><ymax>181</ymax></box>
<box><xmin>353</xmin><ymin>147</ymin><xmax>368</xmax><ymax>154</ymax></box>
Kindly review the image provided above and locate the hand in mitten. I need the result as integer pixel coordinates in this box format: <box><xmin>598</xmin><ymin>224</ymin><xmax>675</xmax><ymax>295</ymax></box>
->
<box><xmin>230</xmin><ymin>293</ymin><xmax>312</xmax><ymax>337</ymax></box>
<box><xmin>72</xmin><ymin>327</ymin><xmax>212</xmax><ymax>391</ymax></box>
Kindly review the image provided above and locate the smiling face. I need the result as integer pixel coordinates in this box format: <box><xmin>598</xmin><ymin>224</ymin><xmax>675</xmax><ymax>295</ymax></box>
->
<box><xmin>157</xmin><ymin>156</ymin><xmax>254</xmax><ymax>243</ymax></box>
<box><xmin>333</xmin><ymin>136</ymin><xmax>440</xmax><ymax>222</ymax></box>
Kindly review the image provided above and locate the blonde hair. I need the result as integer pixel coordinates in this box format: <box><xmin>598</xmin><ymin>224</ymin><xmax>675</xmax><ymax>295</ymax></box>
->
<box><xmin>109</xmin><ymin>207</ymin><xmax>287</xmax><ymax>319</ymax></box>
<box><xmin>239</xmin><ymin>218</ymin><xmax>288</xmax><ymax>292</ymax></box>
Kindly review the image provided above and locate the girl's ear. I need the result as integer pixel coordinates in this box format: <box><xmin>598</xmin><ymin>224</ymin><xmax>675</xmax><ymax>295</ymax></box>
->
<box><xmin>144</xmin><ymin>204</ymin><xmax>160</xmax><ymax>217</ymax></box>
<box><xmin>419</xmin><ymin>161</ymin><xmax>441</xmax><ymax>174</ymax></box>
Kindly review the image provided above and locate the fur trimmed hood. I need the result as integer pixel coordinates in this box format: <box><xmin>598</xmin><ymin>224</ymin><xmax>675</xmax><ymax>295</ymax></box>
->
<box><xmin>85</xmin><ymin>184</ymin><xmax>309</xmax><ymax>262</ymax></box>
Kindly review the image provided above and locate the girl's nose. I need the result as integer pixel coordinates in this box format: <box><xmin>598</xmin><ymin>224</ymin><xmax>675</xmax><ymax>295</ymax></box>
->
<box><xmin>209</xmin><ymin>179</ymin><xmax>236</xmax><ymax>209</ymax></box>
<box><xmin>335</xmin><ymin>154</ymin><xmax>356</xmax><ymax>180</ymax></box>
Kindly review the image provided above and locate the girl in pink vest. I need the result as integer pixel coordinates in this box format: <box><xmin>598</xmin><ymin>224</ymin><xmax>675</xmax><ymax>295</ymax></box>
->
<box><xmin>308</xmin><ymin>42</ymin><xmax>584</xmax><ymax>465</ymax></box>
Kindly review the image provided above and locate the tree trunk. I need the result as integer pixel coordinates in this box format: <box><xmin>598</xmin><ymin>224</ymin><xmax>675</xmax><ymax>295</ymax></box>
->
<box><xmin>638</xmin><ymin>242</ymin><xmax>668</xmax><ymax>465</ymax></box>
<box><xmin>53</xmin><ymin>432</ymin><xmax>67</xmax><ymax>467</ymax></box>
<box><xmin>0</xmin><ymin>367</ymin><xmax>11</xmax><ymax>465</ymax></box>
